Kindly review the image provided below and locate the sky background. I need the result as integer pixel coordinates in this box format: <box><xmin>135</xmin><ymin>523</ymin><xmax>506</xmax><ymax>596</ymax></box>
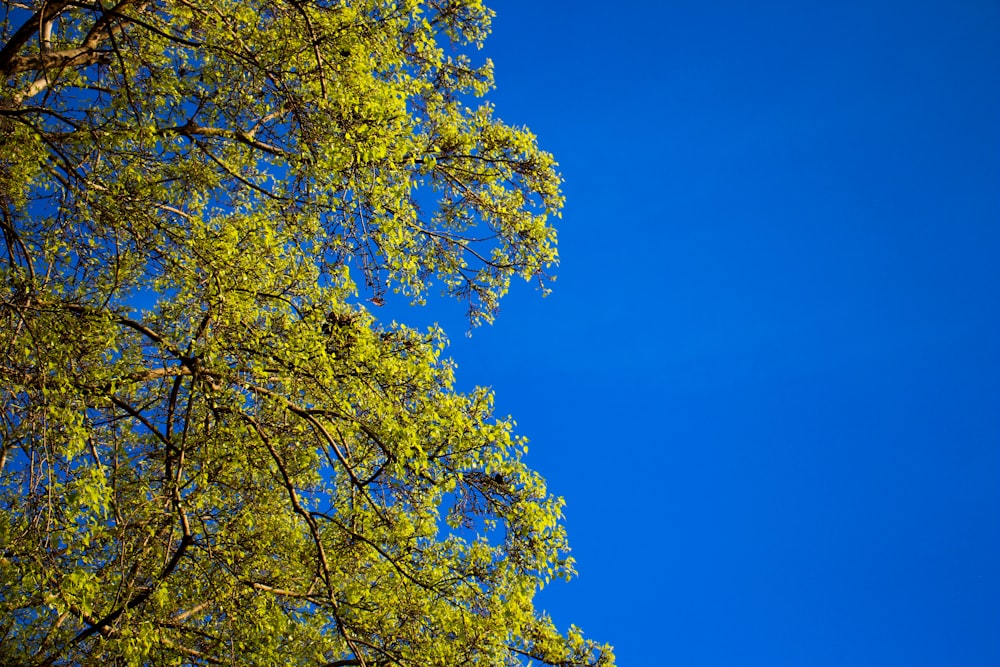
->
<box><xmin>388</xmin><ymin>2</ymin><xmax>999</xmax><ymax>665</ymax></box>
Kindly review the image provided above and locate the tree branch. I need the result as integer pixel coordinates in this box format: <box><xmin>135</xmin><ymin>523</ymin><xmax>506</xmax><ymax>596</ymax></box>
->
<box><xmin>4</xmin><ymin>47</ymin><xmax>111</xmax><ymax>76</ymax></box>
<box><xmin>159</xmin><ymin>121</ymin><xmax>289</xmax><ymax>158</ymax></box>
<box><xmin>0</xmin><ymin>0</ymin><xmax>73</xmax><ymax>76</ymax></box>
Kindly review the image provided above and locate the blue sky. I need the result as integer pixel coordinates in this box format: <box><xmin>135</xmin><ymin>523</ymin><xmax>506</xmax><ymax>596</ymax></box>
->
<box><xmin>392</xmin><ymin>1</ymin><xmax>999</xmax><ymax>665</ymax></box>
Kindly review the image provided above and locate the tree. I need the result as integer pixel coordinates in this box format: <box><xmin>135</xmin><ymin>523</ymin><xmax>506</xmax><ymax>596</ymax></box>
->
<box><xmin>0</xmin><ymin>0</ymin><xmax>614</xmax><ymax>664</ymax></box>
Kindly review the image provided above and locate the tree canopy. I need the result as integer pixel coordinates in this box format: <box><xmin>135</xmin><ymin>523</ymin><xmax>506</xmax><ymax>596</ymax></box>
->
<box><xmin>0</xmin><ymin>0</ymin><xmax>613</xmax><ymax>665</ymax></box>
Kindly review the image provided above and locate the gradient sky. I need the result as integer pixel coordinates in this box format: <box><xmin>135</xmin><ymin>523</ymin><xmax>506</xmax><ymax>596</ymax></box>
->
<box><xmin>386</xmin><ymin>2</ymin><xmax>999</xmax><ymax>665</ymax></box>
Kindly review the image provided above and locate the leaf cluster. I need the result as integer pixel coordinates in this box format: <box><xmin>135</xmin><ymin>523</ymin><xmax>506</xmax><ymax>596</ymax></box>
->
<box><xmin>0</xmin><ymin>1</ymin><xmax>611</xmax><ymax>665</ymax></box>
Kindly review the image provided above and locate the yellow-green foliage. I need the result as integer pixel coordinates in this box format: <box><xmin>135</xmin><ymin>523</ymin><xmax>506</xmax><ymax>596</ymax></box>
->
<box><xmin>0</xmin><ymin>1</ymin><xmax>610</xmax><ymax>665</ymax></box>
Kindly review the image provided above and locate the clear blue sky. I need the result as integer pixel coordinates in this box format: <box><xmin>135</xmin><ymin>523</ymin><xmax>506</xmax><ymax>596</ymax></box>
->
<box><xmin>393</xmin><ymin>2</ymin><xmax>999</xmax><ymax>665</ymax></box>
